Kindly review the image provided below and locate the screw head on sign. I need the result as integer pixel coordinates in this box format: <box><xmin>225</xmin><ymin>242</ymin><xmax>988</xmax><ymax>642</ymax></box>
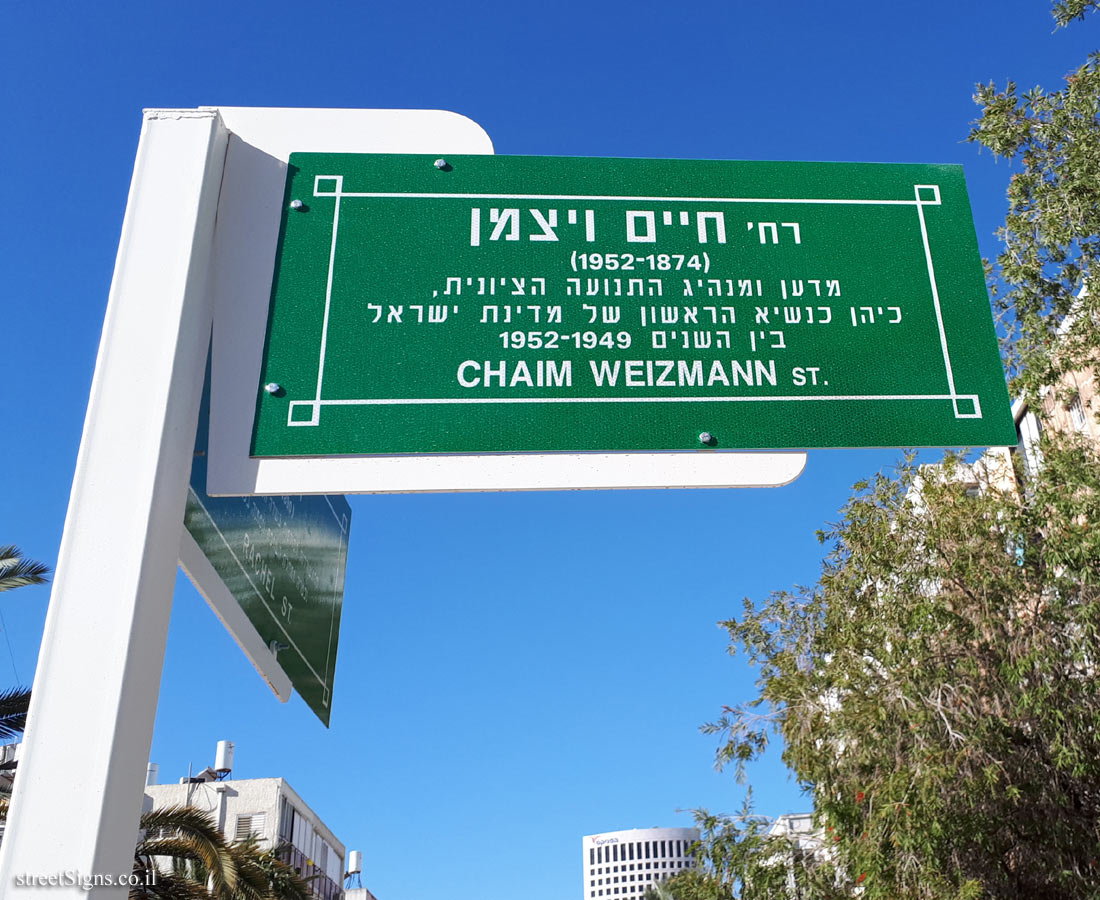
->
<box><xmin>289</xmin><ymin>199</ymin><xmax>304</xmax><ymax>210</ymax></box>
<box><xmin>434</xmin><ymin>158</ymin><xmax>448</xmax><ymax>170</ymax></box>
<box><xmin>264</xmin><ymin>383</ymin><xmax>282</xmax><ymax>395</ymax></box>
<box><xmin>699</xmin><ymin>432</ymin><xmax>714</xmax><ymax>445</ymax></box>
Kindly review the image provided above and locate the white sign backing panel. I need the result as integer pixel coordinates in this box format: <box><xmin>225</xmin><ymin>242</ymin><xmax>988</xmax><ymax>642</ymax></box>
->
<box><xmin>204</xmin><ymin>107</ymin><xmax>806</xmax><ymax>495</ymax></box>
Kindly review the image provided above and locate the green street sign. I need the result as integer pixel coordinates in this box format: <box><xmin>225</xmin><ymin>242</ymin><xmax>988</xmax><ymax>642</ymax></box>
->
<box><xmin>253</xmin><ymin>154</ymin><xmax>1016</xmax><ymax>456</ymax></box>
<box><xmin>186</xmin><ymin>372</ymin><xmax>350</xmax><ymax>726</ymax></box>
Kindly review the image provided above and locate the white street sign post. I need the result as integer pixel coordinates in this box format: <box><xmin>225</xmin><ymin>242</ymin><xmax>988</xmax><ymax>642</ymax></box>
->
<box><xmin>0</xmin><ymin>109</ymin><xmax>227</xmax><ymax>897</ymax></box>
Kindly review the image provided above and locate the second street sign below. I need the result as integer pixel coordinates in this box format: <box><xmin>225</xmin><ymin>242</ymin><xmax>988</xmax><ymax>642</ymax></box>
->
<box><xmin>253</xmin><ymin>154</ymin><xmax>1016</xmax><ymax>455</ymax></box>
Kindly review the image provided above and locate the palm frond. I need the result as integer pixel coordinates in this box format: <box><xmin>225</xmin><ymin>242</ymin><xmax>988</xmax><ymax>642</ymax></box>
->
<box><xmin>230</xmin><ymin>841</ymin><xmax>313</xmax><ymax>900</ymax></box>
<box><xmin>133</xmin><ymin>804</ymin><xmax>314</xmax><ymax>900</ymax></box>
<box><xmin>129</xmin><ymin>864</ymin><xmax>216</xmax><ymax>900</ymax></box>
<box><xmin>0</xmin><ymin>547</ymin><xmax>49</xmax><ymax>594</ymax></box>
<box><xmin>138</xmin><ymin>835</ymin><xmax>219</xmax><ymax>864</ymax></box>
<box><xmin>0</xmin><ymin>687</ymin><xmax>31</xmax><ymax>740</ymax></box>
<box><xmin>138</xmin><ymin>805</ymin><xmax>238</xmax><ymax>897</ymax></box>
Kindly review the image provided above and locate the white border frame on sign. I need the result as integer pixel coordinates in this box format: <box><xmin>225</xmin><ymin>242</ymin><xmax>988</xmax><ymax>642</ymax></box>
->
<box><xmin>289</xmin><ymin>180</ymin><xmax>979</xmax><ymax>426</ymax></box>
<box><xmin>205</xmin><ymin>107</ymin><xmax>806</xmax><ymax>495</ymax></box>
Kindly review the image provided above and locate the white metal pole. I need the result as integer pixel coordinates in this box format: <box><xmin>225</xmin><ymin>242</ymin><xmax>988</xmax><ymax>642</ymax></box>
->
<box><xmin>0</xmin><ymin>109</ymin><xmax>227</xmax><ymax>898</ymax></box>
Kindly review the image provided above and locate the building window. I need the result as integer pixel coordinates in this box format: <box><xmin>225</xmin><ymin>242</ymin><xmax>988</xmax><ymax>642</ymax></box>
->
<box><xmin>278</xmin><ymin>798</ymin><xmax>296</xmax><ymax>843</ymax></box>
<box><xmin>1070</xmin><ymin>395</ymin><xmax>1088</xmax><ymax>432</ymax></box>
<box><xmin>234</xmin><ymin>813</ymin><xmax>266</xmax><ymax>842</ymax></box>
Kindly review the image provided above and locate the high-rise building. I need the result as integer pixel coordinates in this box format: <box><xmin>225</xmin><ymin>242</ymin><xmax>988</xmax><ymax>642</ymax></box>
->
<box><xmin>582</xmin><ymin>827</ymin><xmax>699</xmax><ymax>900</ymax></box>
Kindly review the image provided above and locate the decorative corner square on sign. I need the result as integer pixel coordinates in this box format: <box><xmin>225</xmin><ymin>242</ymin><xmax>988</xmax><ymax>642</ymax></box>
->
<box><xmin>313</xmin><ymin>175</ymin><xmax>343</xmax><ymax>197</ymax></box>
<box><xmin>288</xmin><ymin>402</ymin><xmax>319</xmax><ymax>426</ymax></box>
<box><xmin>954</xmin><ymin>396</ymin><xmax>982</xmax><ymax>419</ymax></box>
<box><xmin>915</xmin><ymin>184</ymin><xmax>941</xmax><ymax>205</ymax></box>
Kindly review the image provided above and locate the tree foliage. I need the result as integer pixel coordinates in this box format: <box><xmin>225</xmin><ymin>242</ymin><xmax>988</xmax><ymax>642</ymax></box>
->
<box><xmin>0</xmin><ymin>546</ymin><xmax>49</xmax><ymax>595</ymax></box>
<box><xmin>1053</xmin><ymin>0</ymin><xmax>1100</xmax><ymax>27</ymax></box>
<box><xmin>646</xmin><ymin>804</ymin><xmax>843</xmax><ymax>900</ymax></box>
<box><xmin>0</xmin><ymin>686</ymin><xmax>33</xmax><ymax>742</ymax></box>
<box><xmin>0</xmin><ymin>546</ymin><xmax>46</xmax><ymax>819</ymax></box>
<box><xmin>131</xmin><ymin>804</ymin><xmax>312</xmax><ymax>900</ymax></box>
<box><xmin>701</xmin><ymin>441</ymin><xmax>1100</xmax><ymax>899</ymax></box>
<box><xmin>0</xmin><ymin>547</ymin><xmax>48</xmax><ymax>739</ymax></box>
<box><xmin>968</xmin><ymin>7</ymin><xmax>1100</xmax><ymax>404</ymax></box>
<box><xmin>665</xmin><ymin>6</ymin><xmax>1100</xmax><ymax>899</ymax></box>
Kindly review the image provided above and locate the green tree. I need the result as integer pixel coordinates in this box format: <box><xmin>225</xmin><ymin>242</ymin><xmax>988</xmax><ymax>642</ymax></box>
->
<box><xmin>680</xmin><ymin>5</ymin><xmax>1100</xmax><ymax>898</ymax></box>
<box><xmin>1052</xmin><ymin>0</ymin><xmax>1100</xmax><ymax>26</ymax></box>
<box><xmin>659</xmin><ymin>807</ymin><xmax>846</xmax><ymax>900</ymax></box>
<box><xmin>644</xmin><ymin>874</ymin><xmax>736</xmax><ymax>900</ymax></box>
<box><xmin>705</xmin><ymin>443</ymin><xmax>1100</xmax><ymax>898</ymax></box>
<box><xmin>968</xmin><ymin>9</ymin><xmax>1100</xmax><ymax>404</ymax></box>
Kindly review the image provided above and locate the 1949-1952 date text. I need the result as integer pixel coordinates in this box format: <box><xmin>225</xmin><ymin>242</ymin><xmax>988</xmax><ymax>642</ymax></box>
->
<box><xmin>499</xmin><ymin>330</ymin><xmax>632</xmax><ymax>350</ymax></box>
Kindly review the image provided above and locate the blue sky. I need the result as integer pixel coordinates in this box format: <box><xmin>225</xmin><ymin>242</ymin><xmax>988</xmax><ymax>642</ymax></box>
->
<box><xmin>3</xmin><ymin>3</ymin><xmax>1096</xmax><ymax>900</ymax></box>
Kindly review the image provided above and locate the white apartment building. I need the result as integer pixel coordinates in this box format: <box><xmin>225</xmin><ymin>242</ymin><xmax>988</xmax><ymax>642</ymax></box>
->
<box><xmin>766</xmin><ymin>813</ymin><xmax>824</xmax><ymax>854</ymax></box>
<box><xmin>582</xmin><ymin>827</ymin><xmax>699</xmax><ymax>900</ymax></box>
<box><xmin>145</xmin><ymin>771</ymin><xmax>346</xmax><ymax>900</ymax></box>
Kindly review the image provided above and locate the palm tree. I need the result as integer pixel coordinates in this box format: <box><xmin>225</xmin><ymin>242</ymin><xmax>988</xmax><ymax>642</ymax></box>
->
<box><xmin>131</xmin><ymin>804</ymin><xmax>238</xmax><ymax>899</ymax></box>
<box><xmin>130</xmin><ymin>805</ymin><xmax>312</xmax><ymax>900</ymax></box>
<box><xmin>0</xmin><ymin>546</ymin><xmax>50</xmax><ymax>595</ymax></box>
<box><xmin>0</xmin><ymin>545</ymin><xmax>49</xmax><ymax>738</ymax></box>
<box><xmin>0</xmin><ymin>547</ymin><xmax>49</xmax><ymax>820</ymax></box>
<box><xmin>0</xmin><ymin>686</ymin><xmax>31</xmax><ymax>743</ymax></box>
<box><xmin>0</xmin><ymin>546</ymin><xmax>49</xmax><ymax>738</ymax></box>
<box><xmin>227</xmin><ymin>838</ymin><xmax>312</xmax><ymax>900</ymax></box>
